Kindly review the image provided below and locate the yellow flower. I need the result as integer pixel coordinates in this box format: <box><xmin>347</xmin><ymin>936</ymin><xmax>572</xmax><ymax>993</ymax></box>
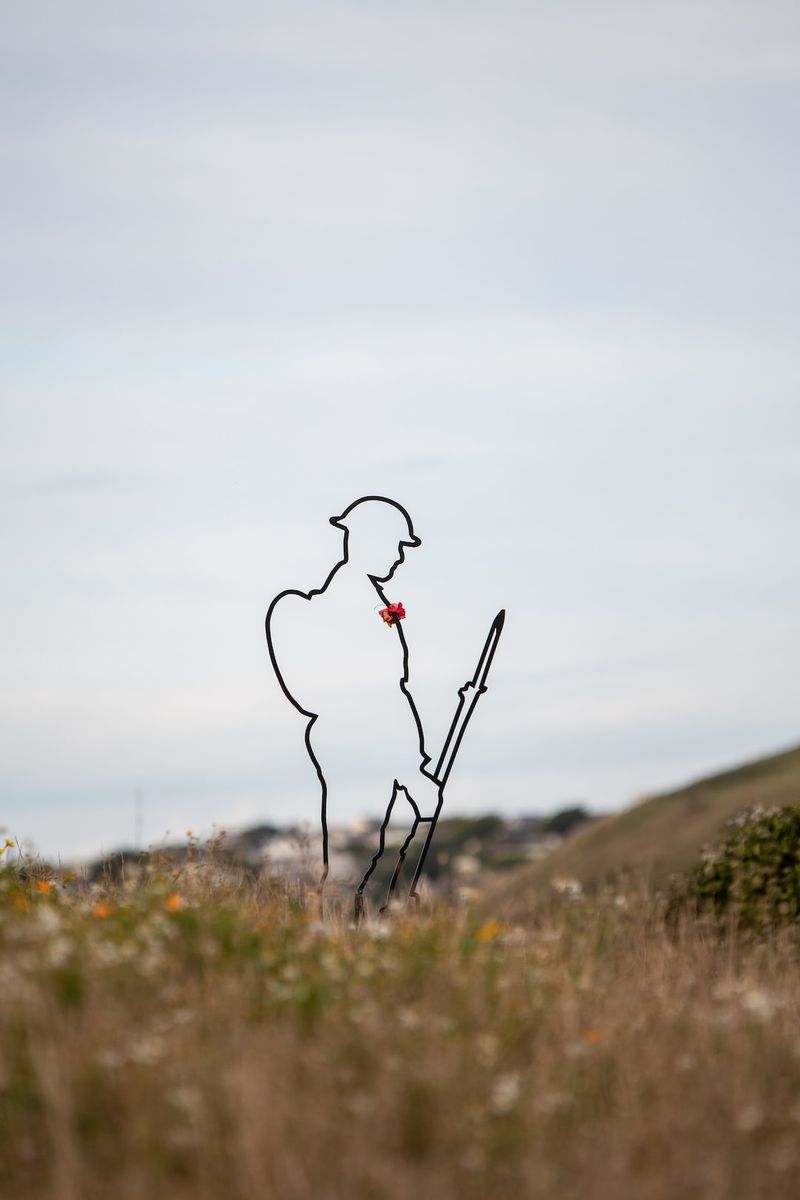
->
<box><xmin>475</xmin><ymin>918</ymin><xmax>503</xmax><ymax>943</ymax></box>
<box><xmin>4</xmin><ymin>838</ymin><xmax>14</xmax><ymax>848</ymax></box>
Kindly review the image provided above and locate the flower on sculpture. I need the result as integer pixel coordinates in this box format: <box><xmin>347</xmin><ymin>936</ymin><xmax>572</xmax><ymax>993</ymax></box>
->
<box><xmin>378</xmin><ymin>602</ymin><xmax>406</xmax><ymax>627</ymax></box>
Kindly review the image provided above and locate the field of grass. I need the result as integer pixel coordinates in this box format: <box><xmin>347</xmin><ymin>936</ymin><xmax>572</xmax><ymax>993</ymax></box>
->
<box><xmin>490</xmin><ymin>744</ymin><xmax>800</xmax><ymax>919</ymax></box>
<box><xmin>1</xmin><ymin>846</ymin><xmax>799</xmax><ymax>1199</ymax></box>
<box><xmin>4</xmin><ymin>844</ymin><xmax>800</xmax><ymax>1200</ymax></box>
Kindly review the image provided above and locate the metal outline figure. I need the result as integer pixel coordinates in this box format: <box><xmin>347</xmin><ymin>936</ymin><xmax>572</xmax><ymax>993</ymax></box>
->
<box><xmin>265</xmin><ymin>496</ymin><xmax>504</xmax><ymax>917</ymax></box>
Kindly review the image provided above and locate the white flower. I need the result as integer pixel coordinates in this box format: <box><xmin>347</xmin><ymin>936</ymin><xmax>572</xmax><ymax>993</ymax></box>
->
<box><xmin>552</xmin><ymin>877</ymin><xmax>582</xmax><ymax>898</ymax></box>
<box><xmin>741</xmin><ymin>987</ymin><xmax>776</xmax><ymax>1022</ymax></box>
<box><xmin>129</xmin><ymin>1035</ymin><xmax>165</xmax><ymax>1066</ymax></box>
<box><xmin>490</xmin><ymin>1072</ymin><xmax>521</xmax><ymax>1115</ymax></box>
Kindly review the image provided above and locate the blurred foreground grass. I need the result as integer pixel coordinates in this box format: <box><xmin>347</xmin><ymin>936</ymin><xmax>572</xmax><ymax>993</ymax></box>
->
<box><xmin>1</xmin><ymin>847</ymin><xmax>799</xmax><ymax>1200</ymax></box>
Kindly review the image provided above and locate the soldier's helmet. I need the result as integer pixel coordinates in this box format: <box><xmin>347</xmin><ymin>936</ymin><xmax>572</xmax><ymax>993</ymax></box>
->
<box><xmin>331</xmin><ymin>494</ymin><xmax>422</xmax><ymax>554</ymax></box>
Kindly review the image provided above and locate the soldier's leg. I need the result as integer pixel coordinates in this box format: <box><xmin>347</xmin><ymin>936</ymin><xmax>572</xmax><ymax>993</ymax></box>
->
<box><xmin>380</xmin><ymin>772</ymin><xmax>444</xmax><ymax>910</ymax></box>
<box><xmin>380</xmin><ymin>788</ymin><xmax>422</xmax><ymax>912</ymax></box>
<box><xmin>354</xmin><ymin>781</ymin><xmax>417</xmax><ymax>921</ymax></box>
<box><xmin>304</xmin><ymin>731</ymin><xmax>331</xmax><ymax>915</ymax></box>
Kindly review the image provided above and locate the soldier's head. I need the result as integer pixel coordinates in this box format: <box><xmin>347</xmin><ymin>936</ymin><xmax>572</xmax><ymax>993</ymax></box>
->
<box><xmin>330</xmin><ymin>497</ymin><xmax>421</xmax><ymax>581</ymax></box>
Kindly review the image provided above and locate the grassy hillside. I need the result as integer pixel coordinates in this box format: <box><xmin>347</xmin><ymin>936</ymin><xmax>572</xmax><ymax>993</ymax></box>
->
<box><xmin>489</xmin><ymin>743</ymin><xmax>800</xmax><ymax>916</ymax></box>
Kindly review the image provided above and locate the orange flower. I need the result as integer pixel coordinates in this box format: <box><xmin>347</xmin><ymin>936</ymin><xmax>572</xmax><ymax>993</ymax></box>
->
<box><xmin>475</xmin><ymin>918</ymin><xmax>503</xmax><ymax>943</ymax></box>
<box><xmin>91</xmin><ymin>903</ymin><xmax>112</xmax><ymax>919</ymax></box>
<box><xmin>166</xmin><ymin>893</ymin><xmax>183</xmax><ymax>913</ymax></box>
<box><xmin>582</xmin><ymin>1028</ymin><xmax>606</xmax><ymax>1045</ymax></box>
<box><xmin>37</xmin><ymin>879</ymin><xmax>54</xmax><ymax>893</ymax></box>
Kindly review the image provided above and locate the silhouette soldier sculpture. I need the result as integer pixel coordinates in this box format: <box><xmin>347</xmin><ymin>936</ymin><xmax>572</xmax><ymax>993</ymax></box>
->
<box><xmin>265</xmin><ymin>496</ymin><xmax>504</xmax><ymax>919</ymax></box>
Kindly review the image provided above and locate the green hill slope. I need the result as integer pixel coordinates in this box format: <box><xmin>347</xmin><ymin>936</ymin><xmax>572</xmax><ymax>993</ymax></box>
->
<box><xmin>489</xmin><ymin>743</ymin><xmax>800</xmax><ymax>916</ymax></box>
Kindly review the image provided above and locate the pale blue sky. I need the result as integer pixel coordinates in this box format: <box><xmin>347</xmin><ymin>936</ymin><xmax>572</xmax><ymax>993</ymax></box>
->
<box><xmin>2</xmin><ymin>1</ymin><xmax>799</xmax><ymax>860</ymax></box>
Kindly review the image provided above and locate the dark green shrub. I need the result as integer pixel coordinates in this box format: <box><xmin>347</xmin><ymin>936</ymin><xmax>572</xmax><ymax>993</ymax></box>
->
<box><xmin>668</xmin><ymin>805</ymin><xmax>800</xmax><ymax>935</ymax></box>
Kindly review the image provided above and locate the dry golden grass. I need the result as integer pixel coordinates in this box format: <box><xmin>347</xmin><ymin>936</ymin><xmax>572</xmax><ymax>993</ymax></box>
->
<box><xmin>1</xmin><ymin>849</ymin><xmax>799</xmax><ymax>1200</ymax></box>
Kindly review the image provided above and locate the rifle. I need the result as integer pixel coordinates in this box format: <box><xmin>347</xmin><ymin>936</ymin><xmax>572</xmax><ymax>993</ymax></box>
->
<box><xmin>407</xmin><ymin>609</ymin><xmax>506</xmax><ymax>900</ymax></box>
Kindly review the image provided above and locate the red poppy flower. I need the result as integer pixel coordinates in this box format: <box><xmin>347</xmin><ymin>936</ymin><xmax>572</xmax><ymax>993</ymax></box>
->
<box><xmin>378</xmin><ymin>602</ymin><xmax>406</xmax><ymax>626</ymax></box>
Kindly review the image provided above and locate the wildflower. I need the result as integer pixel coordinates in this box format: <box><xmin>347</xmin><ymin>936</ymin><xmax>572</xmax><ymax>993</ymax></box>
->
<box><xmin>37</xmin><ymin>880</ymin><xmax>54</xmax><ymax>893</ymax></box>
<box><xmin>90</xmin><ymin>941</ymin><xmax>123</xmax><ymax>967</ymax></box>
<box><xmin>582</xmin><ymin>1027</ymin><xmax>605</xmax><ymax>1045</ymax></box>
<box><xmin>4</xmin><ymin>838</ymin><xmax>14</xmax><ymax>848</ymax></box>
<box><xmin>741</xmin><ymin>987</ymin><xmax>776</xmax><ymax>1022</ymax></box>
<box><xmin>490</xmin><ymin>1072</ymin><xmax>521</xmax><ymax>1115</ymax></box>
<box><xmin>91</xmin><ymin>903</ymin><xmax>112</xmax><ymax>919</ymax></box>
<box><xmin>475</xmin><ymin>918</ymin><xmax>503</xmax><ymax>943</ymax></box>
<box><xmin>552</xmin><ymin>877</ymin><xmax>582</xmax><ymax>898</ymax></box>
<box><xmin>166</xmin><ymin>892</ymin><xmax>183</xmax><ymax>913</ymax></box>
<box><xmin>130</xmin><ymin>1035</ymin><xmax>165</xmax><ymax>1066</ymax></box>
<box><xmin>378</xmin><ymin>601</ymin><xmax>406</xmax><ymax>626</ymax></box>
<box><xmin>454</xmin><ymin>854</ymin><xmax>480</xmax><ymax>877</ymax></box>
